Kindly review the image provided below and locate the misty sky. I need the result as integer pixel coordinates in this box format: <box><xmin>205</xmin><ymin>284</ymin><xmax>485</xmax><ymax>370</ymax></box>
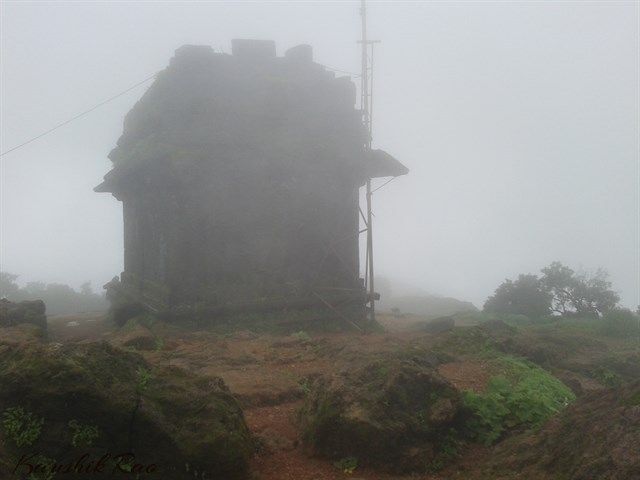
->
<box><xmin>1</xmin><ymin>1</ymin><xmax>638</xmax><ymax>308</ymax></box>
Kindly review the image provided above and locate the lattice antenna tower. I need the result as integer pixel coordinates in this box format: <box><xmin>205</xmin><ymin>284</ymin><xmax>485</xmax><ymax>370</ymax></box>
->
<box><xmin>359</xmin><ymin>0</ymin><xmax>380</xmax><ymax>325</ymax></box>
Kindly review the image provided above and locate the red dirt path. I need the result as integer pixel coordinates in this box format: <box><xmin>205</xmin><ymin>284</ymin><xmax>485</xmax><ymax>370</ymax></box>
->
<box><xmin>48</xmin><ymin>313</ymin><xmax>491</xmax><ymax>480</ymax></box>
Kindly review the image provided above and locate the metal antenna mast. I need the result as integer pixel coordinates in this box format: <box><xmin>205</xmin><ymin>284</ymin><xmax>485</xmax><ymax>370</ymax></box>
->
<box><xmin>359</xmin><ymin>0</ymin><xmax>379</xmax><ymax>326</ymax></box>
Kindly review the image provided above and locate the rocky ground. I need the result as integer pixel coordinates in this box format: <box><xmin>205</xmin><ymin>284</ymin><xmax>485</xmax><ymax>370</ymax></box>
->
<box><xmin>1</xmin><ymin>309</ymin><xmax>638</xmax><ymax>479</ymax></box>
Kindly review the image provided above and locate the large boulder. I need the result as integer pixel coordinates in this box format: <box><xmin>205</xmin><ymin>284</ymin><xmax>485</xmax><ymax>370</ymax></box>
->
<box><xmin>0</xmin><ymin>298</ymin><xmax>47</xmax><ymax>331</ymax></box>
<box><xmin>420</xmin><ymin>316</ymin><xmax>455</xmax><ymax>334</ymax></box>
<box><xmin>0</xmin><ymin>340</ymin><xmax>253</xmax><ymax>479</ymax></box>
<box><xmin>300</xmin><ymin>354</ymin><xmax>467</xmax><ymax>473</ymax></box>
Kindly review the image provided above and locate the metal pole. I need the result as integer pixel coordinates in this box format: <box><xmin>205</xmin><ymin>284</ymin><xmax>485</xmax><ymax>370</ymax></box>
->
<box><xmin>360</xmin><ymin>0</ymin><xmax>376</xmax><ymax>325</ymax></box>
<box><xmin>366</xmin><ymin>180</ymin><xmax>375</xmax><ymax>324</ymax></box>
<box><xmin>361</xmin><ymin>0</ymin><xmax>368</xmax><ymax>130</ymax></box>
<box><xmin>369</xmin><ymin>42</ymin><xmax>375</xmax><ymax>141</ymax></box>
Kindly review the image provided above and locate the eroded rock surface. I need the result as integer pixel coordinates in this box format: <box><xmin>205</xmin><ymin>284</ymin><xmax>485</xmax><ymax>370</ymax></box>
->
<box><xmin>300</xmin><ymin>353</ymin><xmax>466</xmax><ymax>473</ymax></box>
<box><xmin>477</xmin><ymin>382</ymin><xmax>640</xmax><ymax>480</ymax></box>
<box><xmin>0</xmin><ymin>340</ymin><xmax>253</xmax><ymax>479</ymax></box>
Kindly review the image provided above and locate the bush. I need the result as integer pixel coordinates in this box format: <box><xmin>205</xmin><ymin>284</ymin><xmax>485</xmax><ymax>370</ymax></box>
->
<box><xmin>463</xmin><ymin>355</ymin><xmax>575</xmax><ymax>445</ymax></box>
<box><xmin>484</xmin><ymin>274</ymin><xmax>552</xmax><ymax>318</ymax></box>
<box><xmin>599</xmin><ymin>308</ymin><xmax>639</xmax><ymax>338</ymax></box>
<box><xmin>2</xmin><ymin>407</ymin><xmax>44</xmax><ymax>448</ymax></box>
<box><xmin>334</xmin><ymin>456</ymin><xmax>358</xmax><ymax>474</ymax></box>
<box><xmin>68</xmin><ymin>419</ymin><xmax>100</xmax><ymax>447</ymax></box>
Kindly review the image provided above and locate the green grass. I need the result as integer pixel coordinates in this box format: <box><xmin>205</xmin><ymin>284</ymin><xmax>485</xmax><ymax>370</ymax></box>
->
<box><xmin>448</xmin><ymin>311</ymin><xmax>535</xmax><ymax>327</ymax></box>
<box><xmin>456</xmin><ymin>310</ymin><xmax>640</xmax><ymax>342</ymax></box>
<box><xmin>136</xmin><ymin>367</ymin><xmax>153</xmax><ymax>394</ymax></box>
<box><xmin>463</xmin><ymin>354</ymin><xmax>575</xmax><ymax>445</ymax></box>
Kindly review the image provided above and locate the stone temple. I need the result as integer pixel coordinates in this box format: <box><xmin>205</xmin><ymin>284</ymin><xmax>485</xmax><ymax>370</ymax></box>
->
<box><xmin>96</xmin><ymin>40</ymin><xmax>407</xmax><ymax>324</ymax></box>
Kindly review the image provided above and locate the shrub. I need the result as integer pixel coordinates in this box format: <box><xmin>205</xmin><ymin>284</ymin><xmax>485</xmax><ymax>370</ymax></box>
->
<box><xmin>136</xmin><ymin>367</ymin><xmax>153</xmax><ymax>393</ymax></box>
<box><xmin>291</xmin><ymin>330</ymin><xmax>311</xmax><ymax>342</ymax></box>
<box><xmin>334</xmin><ymin>456</ymin><xmax>358</xmax><ymax>474</ymax></box>
<box><xmin>484</xmin><ymin>274</ymin><xmax>552</xmax><ymax>318</ymax></box>
<box><xmin>68</xmin><ymin>419</ymin><xmax>100</xmax><ymax>448</ymax></box>
<box><xmin>591</xmin><ymin>366</ymin><xmax>622</xmax><ymax>387</ymax></box>
<box><xmin>463</xmin><ymin>355</ymin><xmax>575</xmax><ymax>445</ymax></box>
<box><xmin>2</xmin><ymin>407</ymin><xmax>44</xmax><ymax>448</ymax></box>
<box><xmin>599</xmin><ymin>308</ymin><xmax>639</xmax><ymax>338</ymax></box>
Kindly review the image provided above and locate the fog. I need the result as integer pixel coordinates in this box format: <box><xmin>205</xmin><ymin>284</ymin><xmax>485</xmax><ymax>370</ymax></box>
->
<box><xmin>1</xmin><ymin>1</ymin><xmax>638</xmax><ymax>309</ymax></box>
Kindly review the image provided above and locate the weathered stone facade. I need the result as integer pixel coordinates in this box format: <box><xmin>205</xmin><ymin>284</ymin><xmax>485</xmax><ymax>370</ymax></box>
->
<box><xmin>96</xmin><ymin>40</ymin><xmax>406</xmax><ymax>319</ymax></box>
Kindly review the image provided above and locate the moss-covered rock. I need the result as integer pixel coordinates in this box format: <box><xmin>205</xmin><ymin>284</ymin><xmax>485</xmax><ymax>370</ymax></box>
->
<box><xmin>420</xmin><ymin>316</ymin><xmax>455</xmax><ymax>334</ymax></box>
<box><xmin>299</xmin><ymin>354</ymin><xmax>467</xmax><ymax>473</ymax></box>
<box><xmin>461</xmin><ymin>354</ymin><xmax>576</xmax><ymax>445</ymax></box>
<box><xmin>0</xmin><ymin>340</ymin><xmax>253</xmax><ymax>479</ymax></box>
<box><xmin>475</xmin><ymin>382</ymin><xmax>640</xmax><ymax>480</ymax></box>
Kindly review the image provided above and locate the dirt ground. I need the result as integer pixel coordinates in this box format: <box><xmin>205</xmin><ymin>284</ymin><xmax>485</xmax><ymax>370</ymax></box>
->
<box><xmin>45</xmin><ymin>313</ymin><xmax>489</xmax><ymax>479</ymax></box>
<box><xmin>44</xmin><ymin>312</ymin><xmax>636</xmax><ymax>480</ymax></box>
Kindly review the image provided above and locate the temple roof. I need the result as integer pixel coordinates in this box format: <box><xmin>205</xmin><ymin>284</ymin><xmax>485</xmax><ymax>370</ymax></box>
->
<box><xmin>96</xmin><ymin>40</ymin><xmax>407</xmax><ymax>194</ymax></box>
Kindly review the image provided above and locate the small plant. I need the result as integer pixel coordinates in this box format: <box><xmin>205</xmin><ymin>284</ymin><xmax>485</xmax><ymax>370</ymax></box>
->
<box><xmin>299</xmin><ymin>377</ymin><xmax>312</xmax><ymax>396</ymax></box>
<box><xmin>117</xmin><ymin>460</ymin><xmax>134</xmax><ymax>473</ymax></box>
<box><xmin>334</xmin><ymin>456</ymin><xmax>358</xmax><ymax>474</ymax></box>
<box><xmin>2</xmin><ymin>407</ymin><xmax>44</xmax><ymax>448</ymax></box>
<box><xmin>154</xmin><ymin>336</ymin><xmax>165</xmax><ymax>351</ymax></box>
<box><xmin>136</xmin><ymin>367</ymin><xmax>153</xmax><ymax>394</ymax></box>
<box><xmin>427</xmin><ymin>457</ymin><xmax>445</xmax><ymax>473</ymax></box>
<box><xmin>425</xmin><ymin>429</ymin><xmax>461</xmax><ymax>472</ymax></box>
<box><xmin>376</xmin><ymin>364</ymin><xmax>390</xmax><ymax>379</ymax></box>
<box><xmin>68</xmin><ymin>420</ymin><xmax>100</xmax><ymax>448</ymax></box>
<box><xmin>292</xmin><ymin>330</ymin><xmax>311</xmax><ymax>342</ymax></box>
<box><xmin>592</xmin><ymin>366</ymin><xmax>622</xmax><ymax>387</ymax></box>
<box><xmin>439</xmin><ymin>429</ymin><xmax>461</xmax><ymax>458</ymax></box>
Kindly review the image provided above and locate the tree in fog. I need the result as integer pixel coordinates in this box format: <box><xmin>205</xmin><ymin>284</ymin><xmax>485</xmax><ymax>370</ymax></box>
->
<box><xmin>484</xmin><ymin>262</ymin><xmax>620</xmax><ymax>319</ymax></box>
<box><xmin>541</xmin><ymin>262</ymin><xmax>619</xmax><ymax>317</ymax></box>
<box><xmin>0</xmin><ymin>272</ymin><xmax>20</xmax><ymax>298</ymax></box>
<box><xmin>0</xmin><ymin>272</ymin><xmax>108</xmax><ymax>315</ymax></box>
<box><xmin>484</xmin><ymin>274</ymin><xmax>552</xmax><ymax>318</ymax></box>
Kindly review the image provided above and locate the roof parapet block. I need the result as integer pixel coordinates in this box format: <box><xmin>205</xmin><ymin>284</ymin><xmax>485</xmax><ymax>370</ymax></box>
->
<box><xmin>284</xmin><ymin>44</ymin><xmax>313</xmax><ymax>63</ymax></box>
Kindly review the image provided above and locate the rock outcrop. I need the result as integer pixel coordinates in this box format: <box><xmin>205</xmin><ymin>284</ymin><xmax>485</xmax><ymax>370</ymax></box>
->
<box><xmin>0</xmin><ymin>340</ymin><xmax>253</xmax><ymax>479</ymax></box>
<box><xmin>478</xmin><ymin>382</ymin><xmax>640</xmax><ymax>480</ymax></box>
<box><xmin>300</xmin><ymin>353</ymin><xmax>467</xmax><ymax>473</ymax></box>
<box><xmin>420</xmin><ymin>316</ymin><xmax>456</xmax><ymax>334</ymax></box>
